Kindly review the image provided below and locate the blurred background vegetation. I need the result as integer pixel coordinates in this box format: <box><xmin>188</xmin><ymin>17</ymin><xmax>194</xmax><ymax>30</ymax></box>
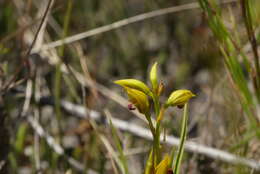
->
<box><xmin>0</xmin><ymin>0</ymin><xmax>259</xmax><ymax>173</ymax></box>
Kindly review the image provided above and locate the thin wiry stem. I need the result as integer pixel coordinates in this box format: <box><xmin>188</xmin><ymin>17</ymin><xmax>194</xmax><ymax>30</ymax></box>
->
<box><xmin>2</xmin><ymin>0</ymin><xmax>55</xmax><ymax>93</ymax></box>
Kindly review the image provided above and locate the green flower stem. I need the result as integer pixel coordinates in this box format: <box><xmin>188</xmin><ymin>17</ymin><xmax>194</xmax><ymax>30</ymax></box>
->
<box><xmin>154</xmin><ymin>121</ymin><xmax>161</xmax><ymax>165</ymax></box>
<box><xmin>151</xmin><ymin>93</ymin><xmax>162</xmax><ymax>168</ymax></box>
<box><xmin>152</xmin><ymin>94</ymin><xmax>160</xmax><ymax>117</ymax></box>
<box><xmin>145</xmin><ymin>113</ymin><xmax>156</xmax><ymax>137</ymax></box>
<box><xmin>153</xmin><ymin>105</ymin><xmax>166</xmax><ymax>166</ymax></box>
<box><xmin>144</xmin><ymin>112</ymin><xmax>157</xmax><ymax>171</ymax></box>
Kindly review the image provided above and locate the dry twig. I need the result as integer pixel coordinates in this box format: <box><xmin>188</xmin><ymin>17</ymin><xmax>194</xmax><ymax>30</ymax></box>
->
<box><xmin>32</xmin><ymin>0</ymin><xmax>238</xmax><ymax>53</ymax></box>
<box><xmin>2</xmin><ymin>0</ymin><xmax>55</xmax><ymax>93</ymax></box>
<box><xmin>28</xmin><ymin>116</ymin><xmax>98</xmax><ymax>174</ymax></box>
<box><xmin>47</xmin><ymin>99</ymin><xmax>260</xmax><ymax>170</ymax></box>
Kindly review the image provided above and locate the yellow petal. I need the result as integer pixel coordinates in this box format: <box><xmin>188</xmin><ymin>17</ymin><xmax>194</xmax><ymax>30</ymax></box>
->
<box><xmin>114</xmin><ymin>79</ymin><xmax>151</xmax><ymax>95</ymax></box>
<box><xmin>125</xmin><ymin>87</ymin><xmax>149</xmax><ymax>114</ymax></box>
<box><xmin>165</xmin><ymin>89</ymin><xmax>195</xmax><ymax>107</ymax></box>
<box><xmin>155</xmin><ymin>155</ymin><xmax>170</xmax><ymax>174</ymax></box>
<box><xmin>150</xmin><ymin>62</ymin><xmax>158</xmax><ymax>91</ymax></box>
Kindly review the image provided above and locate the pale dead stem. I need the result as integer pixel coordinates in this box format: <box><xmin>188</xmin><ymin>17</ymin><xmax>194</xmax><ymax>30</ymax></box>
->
<box><xmin>32</xmin><ymin>0</ymin><xmax>238</xmax><ymax>53</ymax></box>
<box><xmin>33</xmin><ymin>70</ymin><xmax>41</xmax><ymax>173</ymax></box>
<box><xmin>55</xmin><ymin>99</ymin><xmax>260</xmax><ymax>170</ymax></box>
<box><xmin>21</xmin><ymin>79</ymin><xmax>33</xmax><ymax>117</ymax></box>
<box><xmin>99</xmin><ymin>135</ymin><xmax>121</xmax><ymax>174</ymax></box>
<box><xmin>28</xmin><ymin>116</ymin><xmax>98</xmax><ymax>174</ymax></box>
<box><xmin>2</xmin><ymin>0</ymin><xmax>55</xmax><ymax>92</ymax></box>
<box><xmin>13</xmin><ymin>0</ymin><xmax>91</xmax><ymax>172</ymax></box>
<box><xmin>75</xmin><ymin>43</ymin><xmax>99</xmax><ymax>106</ymax></box>
<box><xmin>0</xmin><ymin>161</ymin><xmax>6</xmax><ymax>172</ymax></box>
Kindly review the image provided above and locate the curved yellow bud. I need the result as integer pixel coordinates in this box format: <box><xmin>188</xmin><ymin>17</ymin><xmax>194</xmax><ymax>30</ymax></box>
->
<box><xmin>165</xmin><ymin>89</ymin><xmax>195</xmax><ymax>108</ymax></box>
<box><xmin>114</xmin><ymin>79</ymin><xmax>151</xmax><ymax>95</ymax></box>
<box><xmin>125</xmin><ymin>87</ymin><xmax>149</xmax><ymax>114</ymax></box>
<box><xmin>155</xmin><ymin>155</ymin><xmax>170</xmax><ymax>174</ymax></box>
<box><xmin>150</xmin><ymin>62</ymin><xmax>158</xmax><ymax>91</ymax></box>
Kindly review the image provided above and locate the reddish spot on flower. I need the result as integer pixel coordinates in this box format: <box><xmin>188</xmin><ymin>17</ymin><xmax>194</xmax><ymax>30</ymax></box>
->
<box><xmin>167</xmin><ymin>169</ymin><xmax>174</xmax><ymax>174</ymax></box>
<box><xmin>177</xmin><ymin>105</ymin><xmax>184</xmax><ymax>109</ymax></box>
<box><xmin>128</xmin><ymin>103</ymin><xmax>136</xmax><ymax>110</ymax></box>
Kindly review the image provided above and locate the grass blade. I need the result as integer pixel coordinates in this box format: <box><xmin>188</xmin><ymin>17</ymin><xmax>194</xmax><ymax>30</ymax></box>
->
<box><xmin>173</xmin><ymin>103</ymin><xmax>189</xmax><ymax>174</ymax></box>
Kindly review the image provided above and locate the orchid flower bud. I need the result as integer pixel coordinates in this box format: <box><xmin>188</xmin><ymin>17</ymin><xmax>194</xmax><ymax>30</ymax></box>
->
<box><xmin>114</xmin><ymin>79</ymin><xmax>152</xmax><ymax>96</ymax></box>
<box><xmin>165</xmin><ymin>89</ymin><xmax>195</xmax><ymax>108</ymax></box>
<box><xmin>124</xmin><ymin>87</ymin><xmax>149</xmax><ymax>114</ymax></box>
<box><xmin>150</xmin><ymin>62</ymin><xmax>158</xmax><ymax>92</ymax></box>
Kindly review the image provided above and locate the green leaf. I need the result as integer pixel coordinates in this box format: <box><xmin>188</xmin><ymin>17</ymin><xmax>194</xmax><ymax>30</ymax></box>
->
<box><xmin>109</xmin><ymin>118</ymin><xmax>129</xmax><ymax>174</ymax></box>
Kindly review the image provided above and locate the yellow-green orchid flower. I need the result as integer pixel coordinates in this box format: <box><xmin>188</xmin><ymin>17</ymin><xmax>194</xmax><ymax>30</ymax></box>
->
<box><xmin>114</xmin><ymin>79</ymin><xmax>152</xmax><ymax>96</ymax></box>
<box><xmin>155</xmin><ymin>155</ymin><xmax>172</xmax><ymax>174</ymax></box>
<box><xmin>124</xmin><ymin>87</ymin><xmax>149</xmax><ymax>114</ymax></box>
<box><xmin>165</xmin><ymin>89</ymin><xmax>195</xmax><ymax>108</ymax></box>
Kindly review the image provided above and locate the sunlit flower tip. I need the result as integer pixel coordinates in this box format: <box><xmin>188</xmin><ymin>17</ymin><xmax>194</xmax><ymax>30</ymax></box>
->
<box><xmin>125</xmin><ymin>87</ymin><xmax>149</xmax><ymax>114</ymax></box>
<box><xmin>165</xmin><ymin>89</ymin><xmax>195</xmax><ymax>108</ymax></box>
<box><xmin>114</xmin><ymin>79</ymin><xmax>151</xmax><ymax>95</ymax></box>
<box><xmin>155</xmin><ymin>155</ymin><xmax>170</xmax><ymax>174</ymax></box>
<box><xmin>150</xmin><ymin>62</ymin><xmax>158</xmax><ymax>91</ymax></box>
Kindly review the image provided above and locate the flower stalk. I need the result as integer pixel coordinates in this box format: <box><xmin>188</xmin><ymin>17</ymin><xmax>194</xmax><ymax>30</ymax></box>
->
<box><xmin>114</xmin><ymin>62</ymin><xmax>195</xmax><ymax>174</ymax></box>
